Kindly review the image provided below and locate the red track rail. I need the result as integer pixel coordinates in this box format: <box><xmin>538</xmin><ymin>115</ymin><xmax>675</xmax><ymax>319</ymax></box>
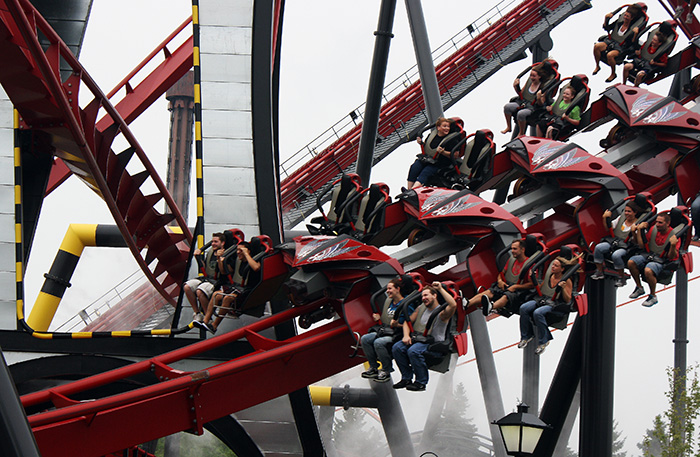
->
<box><xmin>22</xmin><ymin>292</ymin><xmax>372</xmax><ymax>457</ymax></box>
<box><xmin>0</xmin><ymin>0</ymin><xmax>193</xmax><ymax>304</ymax></box>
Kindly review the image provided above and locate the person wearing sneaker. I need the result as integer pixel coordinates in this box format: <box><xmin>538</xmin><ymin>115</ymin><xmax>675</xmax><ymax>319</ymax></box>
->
<box><xmin>592</xmin><ymin>202</ymin><xmax>642</xmax><ymax>286</ymax></box>
<box><xmin>196</xmin><ymin>241</ymin><xmax>261</xmax><ymax>334</ymax></box>
<box><xmin>519</xmin><ymin>257</ymin><xmax>574</xmax><ymax>355</ymax></box>
<box><xmin>627</xmin><ymin>213</ymin><xmax>678</xmax><ymax>308</ymax></box>
<box><xmin>184</xmin><ymin>232</ymin><xmax>227</xmax><ymax>325</ymax></box>
<box><xmin>392</xmin><ymin>282</ymin><xmax>457</xmax><ymax>391</ymax></box>
<box><xmin>360</xmin><ymin>278</ymin><xmax>414</xmax><ymax>383</ymax></box>
<box><xmin>464</xmin><ymin>240</ymin><xmax>532</xmax><ymax>317</ymax></box>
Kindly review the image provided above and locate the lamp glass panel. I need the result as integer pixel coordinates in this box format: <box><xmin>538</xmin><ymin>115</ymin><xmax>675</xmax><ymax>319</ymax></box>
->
<box><xmin>521</xmin><ymin>427</ymin><xmax>544</xmax><ymax>453</ymax></box>
<box><xmin>500</xmin><ymin>425</ymin><xmax>522</xmax><ymax>451</ymax></box>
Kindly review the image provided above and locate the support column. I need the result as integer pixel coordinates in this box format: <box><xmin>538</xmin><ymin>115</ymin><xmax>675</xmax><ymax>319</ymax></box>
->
<box><xmin>356</xmin><ymin>0</ymin><xmax>397</xmax><ymax>185</ymax></box>
<box><xmin>673</xmin><ymin>262</ymin><xmax>689</xmax><ymax>443</ymax></box>
<box><xmin>467</xmin><ymin>312</ymin><xmax>507</xmax><ymax>457</ymax></box>
<box><xmin>521</xmin><ymin>343</ymin><xmax>539</xmax><ymax>411</ymax></box>
<box><xmin>405</xmin><ymin>0</ymin><xmax>443</xmax><ymax>123</ymax></box>
<box><xmin>579</xmin><ymin>278</ymin><xmax>616</xmax><ymax>457</ymax></box>
<box><xmin>534</xmin><ymin>318</ymin><xmax>584</xmax><ymax>455</ymax></box>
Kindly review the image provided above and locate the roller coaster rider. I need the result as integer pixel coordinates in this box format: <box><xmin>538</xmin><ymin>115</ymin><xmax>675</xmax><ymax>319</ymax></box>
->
<box><xmin>360</xmin><ymin>277</ymin><xmax>414</xmax><ymax>383</ymax></box>
<box><xmin>184</xmin><ymin>232</ymin><xmax>227</xmax><ymax>323</ymax></box>
<box><xmin>591</xmin><ymin>201</ymin><xmax>644</xmax><ymax>287</ymax></box>
<box><xmin>408</xmin><ymin>117</ymin><xmax>462</xmax><ymax>189</ymax></box>
<box><xmin>593</xmin><ymin>3</ymin><xmax>646</xmax><ymax>83</ymax></box>
<box><xmin>518</xmin><ymin>256</ymin><xmax>575</xmax><ymax>355</ymax></box>
<box><xmin>392</xmin><ymin>282</ymin><xmax>457</xmax><ymax>391</ymax></box>
<box><xmin>627</xmin><ymin>213</ymin><xmax>679</xmax><ymax>308</ymax></box>
<box><xmin>469</xmin><ymin>239</ymin><xmax>533</xmax><ymax>317</ymax></box>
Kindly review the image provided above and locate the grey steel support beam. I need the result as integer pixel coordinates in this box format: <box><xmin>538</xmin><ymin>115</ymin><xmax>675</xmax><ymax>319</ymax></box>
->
<box><xmin>579</xmin><ymin>278</ymin><xmax>617</xmax><ymax>457</ymax></box>
<box><xmin>467</xmin><ymin>312</ymin><xmax>507</xmax><ymax>457</ymax></box>
<box><xmin>313</xmin><ymin>384</ymin><xmax>415</xmax><ymax>457</ymax></box>
<box><xmin>0</xmin><ymin>348</ymin><xmax>40</xmax><ymax>457</ymax></box>
<box><xmin>554</xmin><ymin>383</ymin><xmax>581</xmax><ymax>455</ymax></box>
<box><xmin>521</xmin><ymin>343</ymin><xmax>539</xmax><ymax>411</ymax></box>
<box><xmin>674</xmin><ymin>262</ymin><xmax>689</xmax><ymax>442</ymax></box>
<box><xmin>371</xmin><ymin>382</ymin><xmax>417</xmax><ymax>457</ymax></box>
<box><xmin>356</xmin><ymin>0</ymin><xmax>397</xmax><ymax>186</ymax></box>
<box><xmin>316</xmin><ymin>406</ymin><xmax>339</xmax><ymax>457</ymax></box>
<box><xmin>405</xmin><ymin>0</ymin><xmax>443</xmax><ymax>123</ymax></box>
<box><xmin>534</xmin><ymin>318</ymin><xmax>584</xmax><ymax>455</ymax></box>
<box><xmin>420</xmin><ymin>354</ymin><xmax>456</xmax><ymax>449</ymax></box>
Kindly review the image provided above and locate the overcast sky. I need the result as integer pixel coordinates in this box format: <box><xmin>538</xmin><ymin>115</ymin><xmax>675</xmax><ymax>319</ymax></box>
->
<box><xmin>21</xmin><ymin>1</ymin><xmax>700</xmax><ymax>454</ymax></box>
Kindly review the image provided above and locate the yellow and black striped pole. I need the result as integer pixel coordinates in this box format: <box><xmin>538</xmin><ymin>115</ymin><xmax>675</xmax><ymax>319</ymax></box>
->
<box><xmin>191</xmin><ymin>0</ymin><xmax>205</xmax><ymax>250</ymax></box>
<box><xmin>13</xmin><ymin>109</ymin><xmax>23</xmax><ymax>330</ymax></box>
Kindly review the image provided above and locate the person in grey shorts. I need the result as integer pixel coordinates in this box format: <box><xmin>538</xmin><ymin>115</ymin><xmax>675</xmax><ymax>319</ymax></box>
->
<box><xmin>184</xmin><ymin>232</ymin><xmax>226</xmax><ymax>322</ymax></box>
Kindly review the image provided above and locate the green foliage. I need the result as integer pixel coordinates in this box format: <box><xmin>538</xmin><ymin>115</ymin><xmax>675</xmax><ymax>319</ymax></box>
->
<box><xmin>429</xmin><ymin>382</ymin><xmax>488</xmax><ymax>457</ymax></box>
<box><xmin>639</xmin><ymin>366</ymin><xmax>700</xmax><ymax>457</ymax></box>
<box><xmin>612</xmin><ymin>419</ymin><xmax>628</xmax><ymax>457</ymax></box>
<box><xmin>332</xmin><ymin>407</ymin><xmax>385</xmax><ymax>456</ymax></box>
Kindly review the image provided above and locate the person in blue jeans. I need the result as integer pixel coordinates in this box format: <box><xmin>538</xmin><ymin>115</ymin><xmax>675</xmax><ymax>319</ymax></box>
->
<box><xmin>392</xmin><ymin>282</ymin><xmax>457</xmax><ymax>392</ymax></box>
<box><xmin>591</xmin><ymin>202</ymin><xmax>642</xmax><ymax>287</ymax></box>
<box><xmin>407</xmin><ymin>117</ymin><xmax>460</xmax><ymax>189</ymax></box>
<box><xmin>519</xmin><ymin>257</ymin><xmax>573</xmax><ymax>355</ymax></box>
<box><xmin>360</xmin><ymin>277</ymin><xmax>413</xmax><ymax>383</ymax></box>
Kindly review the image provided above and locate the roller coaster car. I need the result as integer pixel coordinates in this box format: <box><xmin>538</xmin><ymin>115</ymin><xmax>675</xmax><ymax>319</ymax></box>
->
<box><xmin>595</xmin><ymin>85</ymin><xmax>700</xmax><ymax>140</ymax></box>
<box><xmin>639</xmin><ymin>207</ymin><xmax>692</xmax><ymax>286</ymax></box>
<box><xmin>341</xmin><ymin>182</ymin><xmax>392</xmax><ymax>243</ymax></box>
<box><xmin>626</xmin><ymin>21</ymin><xmax>678</xmax><ymax>85</ymax></box>
<box><xmin>540</xmin><ymin>75</ymin><xmax>591</xmax><ymax>141</ymax></box>
<box><xmin>283</xmin><ymin>234</ymin><xmax>403</xmax><ymax>311</ymax></box>
<box><xmin>528</xmin><ymin>245</ymin><xmax>587</xmax><ymax>330</ymax></box>
<box><xmin>399</xmin><ymin>187</ymin><xmax>524</xmax><ymax>237</ymax></box>
<box><xmin>597</xmin><ymin>3</ymin><xmax>649</xmax><ymax>66</ymax></box>
<box><xmin>500</xmin><ymin>138</ymin><xmax>632</xmax><ymax>199</ymax></box>
<box><xmin>306</xmin><ymin>173</ymin><xmax>363</xmax><ymax>236</ymax></box>
<box><xmin>438</xmin><ymin>129</ymin><xmax>496</xmax><ymax>191</ymax></box>
<box><xmin>496</xmin><ymin>233</ymin><xmax>547</xmax><ymax>317</ymax></box>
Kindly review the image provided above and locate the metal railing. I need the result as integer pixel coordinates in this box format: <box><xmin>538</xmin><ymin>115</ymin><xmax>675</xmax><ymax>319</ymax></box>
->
<box><xmin>54</xmin><ymin>270</ymin><xmax>162</xmax><ymax>332</ymax></box>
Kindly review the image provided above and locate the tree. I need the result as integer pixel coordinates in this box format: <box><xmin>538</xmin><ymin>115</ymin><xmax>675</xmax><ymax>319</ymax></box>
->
<box><xmin>638</xmin><ymin>366</ymin><xmax>700</xmax><ymax>457</ymax></box>
<box><xmin>612</xmin><ymin>420</ymin><xmax>628</xmax><ymax>457</ymax></box>
<box><xmin>428</xmin><ymin>382</ymin><xmax>488</xmax><ymax>457</ymax></box>
<box><xmin>332</xmin><ymin>407</ymin><xmax>385</xmax><ymax>456</ymax></box>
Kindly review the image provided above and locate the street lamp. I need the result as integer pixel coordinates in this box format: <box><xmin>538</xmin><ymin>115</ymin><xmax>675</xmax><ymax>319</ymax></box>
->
<box><xmin>493</xmin><ymin>403</ymin><xmax>549</xmax><ymax>456</ymax></box>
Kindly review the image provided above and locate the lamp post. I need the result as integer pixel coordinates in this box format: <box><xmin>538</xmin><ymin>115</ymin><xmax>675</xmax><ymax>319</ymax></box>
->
<box><xmin>493</xmin><ymin>403</ymin><xmax>549</xmax><ymax>456</ymax></box>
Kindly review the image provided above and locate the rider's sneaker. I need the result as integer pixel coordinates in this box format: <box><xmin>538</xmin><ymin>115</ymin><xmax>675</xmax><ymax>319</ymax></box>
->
<box><xmin>629</xmin><ymin>286</ymin><xmax>645</xmax><ymax>299</ymax></box>
<box><xmin>642</xmin><ymin>294</ymin><xmax>658</xmax><ymax>308</ymax></box>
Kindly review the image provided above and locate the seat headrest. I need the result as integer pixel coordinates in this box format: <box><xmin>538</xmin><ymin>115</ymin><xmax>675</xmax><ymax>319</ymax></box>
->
<box><xmin>669</xmin><ymin>208</ymin><xmax>685</xmax><ymax>228</ymax></box>
<box><xmin>466</xmin><ymin>130</ymin><xmax>489</xmax><ymax>168</ymax></box>
<box><xmin>634</xmin><ymin>193</ymin><xmax>652</xmax><ymax>211</ymax></box>
<box><xmin>399</xmin><ymin>274</ymin><xmax>419</xmax><ymax>297</ymax></box>
<box><xmin>524</xmin><ymin>234</ymin><xmax>543</xmax><ymax>257</ymax></box>
<box><xmin>249</xmin><ymin>236</ymin><xmax>263</xmax><ymax>256</ymax></box>
<box><xmin>559</xmin><ymin>245</ymin><xmax>573</xmax><ymax>260</ymax></box>
<box><xmin>659</xmin><ymin>21</ymin><xmax>674</xmax><ymax>38</ymax></box>
<box><xmin>570</xmin><ymin>75</ymin><xmax>586</xmax><ymax>94</ymax></box>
